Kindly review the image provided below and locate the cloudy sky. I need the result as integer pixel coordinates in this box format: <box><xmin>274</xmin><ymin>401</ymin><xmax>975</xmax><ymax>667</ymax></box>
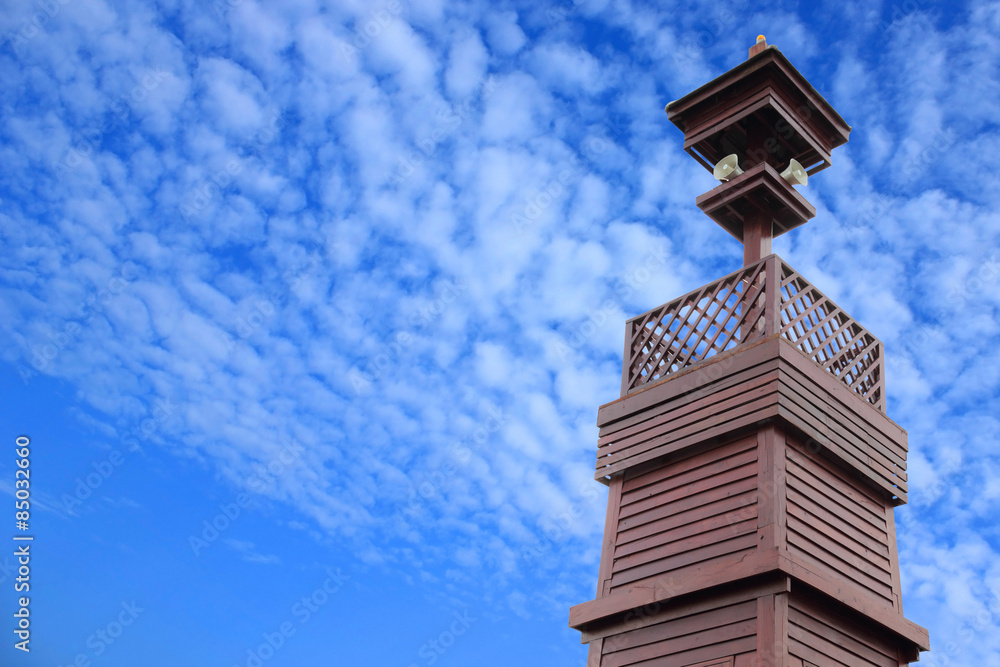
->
<box><xmin>0</xmin><ymin>0</ymin><xmax>998</xmax><ymax>665</ymax></box>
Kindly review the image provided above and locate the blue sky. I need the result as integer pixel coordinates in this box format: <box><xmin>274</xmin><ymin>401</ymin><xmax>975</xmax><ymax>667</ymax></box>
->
<box><xmin>0</xmin><ymin>0</ymin><xmax>999</xmax><ymax>665</ymax></box>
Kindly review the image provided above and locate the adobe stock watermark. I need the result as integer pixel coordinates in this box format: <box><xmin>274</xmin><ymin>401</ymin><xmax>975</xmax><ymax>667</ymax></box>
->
<box><xmin>915</xmin><ymin>590</ymin><xmax>1000</xmax><ymax>666</ymax></box>
<box><xmin>510</xmin><ymin>125</ymin><xmax>620</xmax><ymax>235</ymax></box>
<box><xmin>542</xmin><ymin>0</ymin><xmax>593</xmax><ymax>27</ymax></box>
<box><xmin>2</xmin><ymin>0</ymin><xmax>73</xmax><ymax>56</ymax></box>
<box><xmin>18</xmin><ymin>261</ymin><xmax>140</xmax><ymax>385</ymax></box>
<box><xmin>212</xmin><ymin>0</ymin><xmax>245</xmax><ymax>20</ymax></box>
<box><xmin>878</xmin><ymin>0</ymin><xmax>925</xmax><ymax>37</ymax></box>
<box><xmin>340</xmin><ymin>1</ymin><xmax>406</xmax><ymax>63</ymax></box>
<box><xmin>57</xmin><ymin>600</ymin><xmax>145</xmax><ymax>667</ymax></box>
<box><xmin>554</xmin><ymin>246</ymin><xmax>669</xmax><ymax>362</ymax></box>
<box><xmin>671</xmin><ymin>0</ymin><xmax>753</xmax><ymax>70</ymax></box>
<box><xmin>348</xmin><ymin>278</ymin><xmax>466</xmax><ymax>393</ymax></box>
<box><xmin>234</xmin><ymin>568</ymin><xmax>349</xmax><ymax>667</ymax></box>
<box><xmin>843</xmin><ymin>128</ymin><xmax>958</xmax><ymax>253</ymax></box>
<box><xmin>179</xmin><ymin>112</ymin><xmax>286</xmax><ymax>219</ymax></box>
<box><xmin>904</xmin><ymin>250</ymin><xmax>1000</xmax><ymax>361</ymax></box>
<box><xmin>60</xmin><ymin>397</ymin><xmax>174</xmax><ymax>516</ymax></box>
<box><xmin>509</xmin><ymin>144</ymin><xmax>601</xmax><ymax>234</ymax></box>
<box><xmin>53</xmin><ymin>69</ymin><xmax>171</xmax><ymax>180</ymax></box>
<box><xmin>222</xmin><ymin>239</ymin><xmax>338</xmax><ymax>352</ymax></box>
<box><xmin>407</xmin><ymin>609</ymin><xmax>476</xmax><ymax>667</ymax></box>
<box><xmin>521</xmin><ymin>482</ymin><xmax>602</xmax><ymax>564</ymax></box>
<box><xmin>189</xmin><ymin>441</ymin><xmax>305</xmax><ymax>556</ymax></box>
<box><xmin>404</xmin><ymin>405</ymin><xmax>506</xmax><ymax>513</ymax></box>
<box><xmin>385</xmin><ymin>73</ymin><xmax>499</xmax><ymax>188</ymax></box>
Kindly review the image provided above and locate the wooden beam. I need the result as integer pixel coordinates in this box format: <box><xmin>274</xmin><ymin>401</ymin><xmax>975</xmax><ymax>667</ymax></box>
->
<box><xmin>597</xmin><ymin>474</ymin><xmax>625</xmax><ymax>598</ymax></box>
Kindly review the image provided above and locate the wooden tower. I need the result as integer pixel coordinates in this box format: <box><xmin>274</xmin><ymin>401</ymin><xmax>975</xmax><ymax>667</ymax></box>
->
<box><xmin>569</xmin><ymin>37</ymin><xmax>930</xmax><ymax>666</ymax></box>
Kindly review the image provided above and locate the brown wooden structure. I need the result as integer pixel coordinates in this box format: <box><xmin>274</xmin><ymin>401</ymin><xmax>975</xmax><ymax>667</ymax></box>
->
<box><xmin>569</xmin><ymin>38</ymin><xmax>930</xmax><ymax>666</ymax></box>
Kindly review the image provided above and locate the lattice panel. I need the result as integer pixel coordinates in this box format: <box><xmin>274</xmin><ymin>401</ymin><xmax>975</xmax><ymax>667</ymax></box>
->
<box><xmin>778</xmin><ymin>261</ymin><xmax>884</xmax><ymax>410</ymax></box>
<box><xmin>624</xmin><ymin>259</ymin><xmax>768</xmax><ymax>393</ymax></box>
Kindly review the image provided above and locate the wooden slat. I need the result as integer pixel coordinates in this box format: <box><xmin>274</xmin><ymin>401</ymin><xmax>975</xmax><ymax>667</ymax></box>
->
<box><xmin>778</xmin><ymin>385</ymin><xmax>906</xmax><ymax>493</ymax></box>
<box><xmin>613</xmin><ymin>518</ymin><xmax>758</xmax><ymax>573</ymax></box>
<box><xmin>786</xmin><ymin>449</ymin><xmax>887</xmax><ymax>527</ymax></box>
<box><xmin>618</xmin><ymin>475</ymin><xmax>758</xmax><ymax>532</ymax></box>
<box><xmin>598</xmin><ymin>391</ymin><xmax>780</xmax><ymax>474</ymax></box>
<box><xmin>784</xmin><ymin>528</ymin><xmax>892</xmax><ymax>606</ymax></box>
<box><xmin>604</xmin><ymin>371</ymin><xmax>778</xmax><ymax>452</ymax></box>
<box><xmin>786</xmin><ymin>519</ymin><xmax>894</xmax><ymax>596</ymax></box>
<box><xmin>775</xmin><ymin>340</ymin><xmax>903</xmax><ymax>444</ymax></box>
<box><xmin>778</xmin><ymin>391</ymin><xmax>906</xmax><ymax>495</ymax></box>
<box><xmin>778</xmin><ymin>371</ymin><xmax>905</xmax><ymax>470</ymax></box>
<box><xmin>571</xmin><ymin>549</ymin><xmax>783</xmax><ymax>629</ymax></box>
<box><xmin>602</xmin><ymin>382</ymin><xmax>779</xmax><ymax>461</ymax></box>
<box><xmin>791</xmin><ymin>594</ymin><xmax>907</xmax><ymax>658</ymax></box>
<box><xmin>619</xmin><ymin>461</ymin><xmax>758</xmax><ymax>519</ymax></box>
<box><xmin>621</xmin><ymin>437</ymin><xmax>756</xmax><ymax>497</ymax></box>
<box><xmin>580</xmin><ymin>576</ymin><xmax>790</xmax><ymax>643</ymax></box>
<box><xmin>775</xmin><ymin>553</ymin><xmax>929</xmax><ymax>650</ymax></box>
<box><xmin>598</xmin><ymin>405</ymin><xmax>780</xmax><ymax>480</ymax></box>
<box><xmin>596</xmin><ymin>336</ymin><xmax>909</xmax><ymax>501</ymax></box>
<box><xmin>603</xmin><ymin>624</ymin><xmax>756</xmax><ymax>667</ymax></box>
<box><xmin>602</xmin><ymin>600</ymin><xmax>756</xmax><ymax>653</ymax></box>
<box><xmin>786</xmin><ymin>465</ymin><xmax>886</xmax><ymax>537</ymax></box>
<box><xmin>616</xmin><ymin>500</ymin><xmax>758</xmax><ymax>558</ymax></box>
<box><xmin>598</xmin><ymin>337</ymin><xmax>781</xmax><ymax>431</ymax></box>
<box><xmin>618</xmin><ymin>488</ymin><xmax>757</xmax><ymax>545</ymax></box>
<box><xmin>786</xmin><ymin>490</ymin><xmax>889</xmax><ymax>557</ymax></box>
<box><xmin>777</xmin><ymin>372</ymin><xmax>906</xmax><ymax>483</ymax></box>
<box><xmin>610</xmin><ymin>533</ymin><xmax>758</xmax><ymax>588</ymax></box>
<box><xmin>789</xmin><ymin>606</ymin><xmax>897</xmax><ymax>667</ymax></box>
<box><xmin>777</xmin><ymin>404</ymin><xmax>904</xmax><ymax>502</ymax></box>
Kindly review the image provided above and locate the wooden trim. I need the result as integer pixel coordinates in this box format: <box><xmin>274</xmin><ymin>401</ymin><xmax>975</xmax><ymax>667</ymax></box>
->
<box><xmin>597</xmin><ymin>404</ymin><xmax>780</xmax><ymax>479</ymax></box>
<box><xmin>570</xmin><ymin>549</ymin><xmax>930</xmax><ymax>651</ymax></box>
<box><xmin>779</xmin><ymin>554</ymin><xmax>929</xmax><ymax>650</ymax></box>
<box><xmin>597</xmin><ymin>474</ymin><xmax>625</xmax><ymax>597</ymax></box>
<box><xmin>686</xmin><ymin>657</ymin><xmax>735</xmax><ymax>667</ymax></box>
<box><xmin>756</xmin><ymin>592</ymin><xmax>789</xmax><ymax>667</ymax></box>
<box><xmin>570</xmin><ymin>550</ymin><xmax>777</xmax><ymax>629</ymax></box>
<box><xmin>598</xmin><ymin>336</ymin><xmax>781</xmax><ymax>428</ymax></box>
<box><xmin>885</xmin><ymin>504</ymin><xmax>904</xmax><ymax>614</ymax></box>
<box><xmin>778</xmin><ymin>368</ymin><xmax>905</xmax><ymax>467</ymax></box>
<box><xmin>756</xmin><ymin>594</ymin><xmax>776</xmax><ymax>666</ymax></box>
<box><xmin>757</xmin><ymin>426</ymin><xmax>787</xmax><ymax>553</ymax></box>
<box><xmin>775</xmin><ymin>339</ymin><xmax>904</xmax><ymax>440</ymax></box>
<box><xmin>775</xmin><ymin>593</ymin><xmax>789</xmax><ymax>667</ymax></box>
<box><xmin>764</xmin><ymin>255</ymin><xmax>781</xmax><ymax>336</ymax></box>
<box><xmin>788</xmin><ymin>593</ymin><xmax>904</xmax><ymax>667</ymax></box>
<box><xmin>621</xmin><ymin>320</ymin><xmax>632</xmax><ymax>398</ymax></box>
<box><xmin>587</xmin><ymin>638</ymin><xmax>603</xmax><ymax>667</ymax></box>
<box><xmin>602</xmin><ymin>375</ymin><xmax>779</xmax><ymax>459</ymax></box>
<box><xmin>579</xmin><ymin>576</ymin><xmax>791</xmax><ymax>642</ymax></box>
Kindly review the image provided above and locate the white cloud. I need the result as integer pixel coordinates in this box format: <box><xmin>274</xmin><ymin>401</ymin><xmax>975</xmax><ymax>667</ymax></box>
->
<box><xmin>2</xmin><ymin>2</ymin><xmax>1000</xmax><ymax>662</ymax></box>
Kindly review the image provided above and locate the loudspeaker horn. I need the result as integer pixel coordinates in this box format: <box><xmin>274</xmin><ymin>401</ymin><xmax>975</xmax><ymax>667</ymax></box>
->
<box><xmin>713</xmin><ymin>154</ymin><xmax>743</xmax><ymax>182</ymax></box>
<box><xmin>780</xmin><ymin>158</ymin><xmax>808</xmax><ymax>186</ymax></box>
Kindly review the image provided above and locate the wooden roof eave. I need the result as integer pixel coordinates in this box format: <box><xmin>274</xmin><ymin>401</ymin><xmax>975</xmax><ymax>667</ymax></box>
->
<box><xmin>666</xmin><ymin>46</ymin><xmax>851</xmax><ymax>148</ymax></box>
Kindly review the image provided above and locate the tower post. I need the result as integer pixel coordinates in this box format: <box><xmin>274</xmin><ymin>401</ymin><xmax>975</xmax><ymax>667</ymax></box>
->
<box><xmin>570</xmin><ymin>38</ymin><xmax>929</xmax><ymax>667</ymax></box>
